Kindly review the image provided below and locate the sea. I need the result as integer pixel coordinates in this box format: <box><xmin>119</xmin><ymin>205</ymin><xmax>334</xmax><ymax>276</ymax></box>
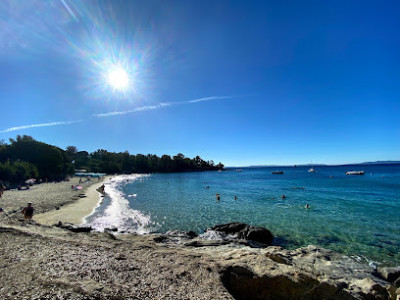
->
<box><xmin>84</xmin><ymin>164</ymin><xmax>400</xmax><ymax>267</ymax></box>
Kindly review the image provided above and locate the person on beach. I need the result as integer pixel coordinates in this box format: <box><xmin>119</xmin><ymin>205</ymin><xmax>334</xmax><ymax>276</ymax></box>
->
<box><xmin>0</xmin><ymin>184</ymin><xmax>5</xmax><ymax>197</ymax></box>
<box><xmin>97</xmin><ymin>184</ymin><xmax>105</xmax><ymax>194</ymax></box>
<box><xmin>22</xmin><ymin>202</ymin><xmax>34</xmax><ymax>220</ymax></box>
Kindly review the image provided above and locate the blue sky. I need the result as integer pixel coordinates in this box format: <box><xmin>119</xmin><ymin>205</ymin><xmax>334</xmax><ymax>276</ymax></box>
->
<box><xmin>0</xmin><ymin>0</ymin><xmax>399</xmax><ymax>166</ymax></box>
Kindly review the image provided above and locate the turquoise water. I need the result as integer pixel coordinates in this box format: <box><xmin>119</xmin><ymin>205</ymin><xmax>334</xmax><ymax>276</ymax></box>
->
<box><xmin>85</xmin><ymin>164</ymin><xmax>400</xmax><ymax>266</ymax></box>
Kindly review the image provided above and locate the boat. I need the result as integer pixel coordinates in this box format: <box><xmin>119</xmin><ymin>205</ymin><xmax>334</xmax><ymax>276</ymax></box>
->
<box><xmin>236</xmin><ymin>169</ymin><xmax>242</xmax><ymax>172</ymax></box>
<box><xmin>272</xmin><ymin>171</ymin><xmax>284</xmax><ymax>174</ymax></box>
<box><xmin>346</xmin><ymin>170</ymin><xmax>364</xmax><ymax>175</ymax></box>
<box><xmin>308</xmin><ymin>167</ymin><xmax>316</xmax><ymax>173</ymax></box>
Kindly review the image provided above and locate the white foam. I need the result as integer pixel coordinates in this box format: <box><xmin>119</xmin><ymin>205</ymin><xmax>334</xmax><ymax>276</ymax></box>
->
<box><xmin>85</xmin><ymin>174</ymin><xmax>152</xmax><ymax>234</ymax></box>
<box><xmin>199</xmin><ymin>230</ymin><xmax>226</xmax><ymax>240</ymax></box>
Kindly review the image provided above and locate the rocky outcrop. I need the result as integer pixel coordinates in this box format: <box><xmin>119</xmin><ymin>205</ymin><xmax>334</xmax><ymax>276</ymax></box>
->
<box><xmin>217</xmin><ymin>245</ymin><xmax>398</xmax><ymax>300</ymax></box>
<box><xmin>1</xmin><ymin>220</ymin><xmax>399</xmax><ymax>299</ymax></box>
<box><xmin>207</xmin><ymin>222</ymin><xmax>274</xmax><ymax>246</ymax></box>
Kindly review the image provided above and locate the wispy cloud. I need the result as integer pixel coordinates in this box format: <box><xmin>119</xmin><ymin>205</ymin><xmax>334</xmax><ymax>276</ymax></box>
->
<box><xmin>0</xmin><ymin>95</ymin><xmax>238</xmax><ymax>133</ymax></box>
<box><xmin>187</xmin><ymin>96</ymin><xmax>233</xmax><ymax>103</ymax></box>
<box><xmin>93</xmin><ymin>95</ymin><xmax>235</xmax><ymax>118</ymax></box>
<box><xmin>60</xmin><ymin>0</ymin><xmax>79</xmax><ymax>22</ymax></box>
<box><xmin>0</xmin><ymin>120</ymin><xmax>82</xmax><ymax>133</ymax></box>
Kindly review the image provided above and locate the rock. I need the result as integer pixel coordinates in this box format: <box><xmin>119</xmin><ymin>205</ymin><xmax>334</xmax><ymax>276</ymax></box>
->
<box><xmin>210</xmin><ymin>222</ymin><xmax>247</xmax><ymax>234</ymax></box>
<box><xmin>245</xmin><ymin>226</ymin><xmax>274</xmax><ymax>245</ymax></box>
<box><xmin>394</xmin><ymin>277</ymin><xmax>400</xmax><ymax>288</ymax></box>
<box><xmin>166</xmin><ymin>230</ymin><xmax>198</xmax><ymax>239</ymax></box>
<box><xmin>184</xmin><ymin>240</ymin><xmax>230</xmax><ymax>247</ymax></box>
<box><xmin>104</xmin><ymin>227</ymin><xmax>118</xmax><ymax>233</ymax></box>
<box><xmin>207</xmin><ymin>222</ymin><xmax>274</xmax><ymax>246</ymax></box>
<box><xmin>58</xmin><ymin>222</ymin><xmax>92</xmax><ymax>233</ymax></box>
<box><xmin>378</xmin><ymin>266</ymin><xmax>400</xmax><ymax>283</ymax></box>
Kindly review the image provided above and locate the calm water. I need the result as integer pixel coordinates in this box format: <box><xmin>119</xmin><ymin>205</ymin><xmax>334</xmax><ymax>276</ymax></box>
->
<box><xmin>85</xmin><ymin>164</ymin><xmax>400</xmax><ymax>266</ymax></box>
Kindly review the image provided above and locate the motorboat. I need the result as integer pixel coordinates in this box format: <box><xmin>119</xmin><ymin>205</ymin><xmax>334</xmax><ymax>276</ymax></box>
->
<box><xmin>308</xmin><ymin>168</ymin><xmax>316</xmax><ymax>173</ymax></box>
<box><xmin>346</xmin><ymin>170</ymin><xmax>364</xmax><ymax>175</ymax></box>
<box><xmin>236</xmin><ymin>169</ymin><xmax>242</xmax><ymax>172</ymax></box>
<box><xmin>272</xmin><ymin>171</ymin><xmax>284</xmax><ymax>174</ymax></box>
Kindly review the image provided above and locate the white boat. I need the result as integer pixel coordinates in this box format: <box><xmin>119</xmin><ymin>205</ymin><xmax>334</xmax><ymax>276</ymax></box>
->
<box><xmin>236</xmin><ymin>169</ymin><xmax>242</xmax><ymax>172</ymax></box>
<box><xmin>308</xmin><ymin>167</ymin><xmax>316</xmax><ymax>173</ymax></box>
<box><xmin>346</xmin><ymin>170</ymin><xmax>364</xmax><ymax>175</ymax></box>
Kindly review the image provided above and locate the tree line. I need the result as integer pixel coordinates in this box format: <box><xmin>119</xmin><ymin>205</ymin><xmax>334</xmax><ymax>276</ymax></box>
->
<box><xmin>0</xmin><ymin>135</ymin><xmax>224</xmax><ymax>186</ymax></box>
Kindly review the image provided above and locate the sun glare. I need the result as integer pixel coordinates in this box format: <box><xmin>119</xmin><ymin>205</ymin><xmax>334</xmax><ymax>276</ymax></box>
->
<box><xmin>107</xmin><ymin>67</ymin><xmax>129</xmax><ymax>91</ymax></box>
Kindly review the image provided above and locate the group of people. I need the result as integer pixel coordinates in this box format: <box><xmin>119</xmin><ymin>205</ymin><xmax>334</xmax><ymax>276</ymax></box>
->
<box><xmin>215</xmin><ymin>192</ymin><xmax>310</xmax><ymax>209</ymax></box>
<box><xmin>215</xmin><ymin>193</ymin><xmax>237</xmax><ymax>201</ymax></box>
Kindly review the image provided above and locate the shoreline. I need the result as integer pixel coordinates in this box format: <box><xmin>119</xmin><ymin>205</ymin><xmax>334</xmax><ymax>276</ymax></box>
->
<box><xmin>34</xmin><ymin>176</ymin><xmax>111</xmax><ymax>226</ymax></box>
<box><xmin>1</xmin><ymin>175</ymin><xmax>399</xmax><ymax>299</ymax></box>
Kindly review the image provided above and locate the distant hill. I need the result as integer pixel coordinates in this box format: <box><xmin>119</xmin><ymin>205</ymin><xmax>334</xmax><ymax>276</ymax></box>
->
<box><xmin>357</xmin><ymin>161</ymin><xmax>400</xmax><ymax>165</ymax></box>
<box><xmin>228</xmin><ymin>161</ymin><xmax>400</xmax><ymax>168</ymax></box>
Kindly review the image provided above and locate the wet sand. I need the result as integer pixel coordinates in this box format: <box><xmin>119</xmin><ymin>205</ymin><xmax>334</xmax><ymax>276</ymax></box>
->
<box><xmin>34</xmin><ymin>176</ymin><xmax>110</xmax><ymax>225</ymax></box>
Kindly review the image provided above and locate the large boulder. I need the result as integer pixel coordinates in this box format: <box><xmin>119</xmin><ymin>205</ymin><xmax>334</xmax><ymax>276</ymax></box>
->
<box><xmin>208</xmin><ymin>222</ymin><xmax>274</xmax><ymax>246</ymax></box>
<box><xmin>245</xmin><ymin>226</ymin><xmax>274</xmax><ymax>245</ymax></box>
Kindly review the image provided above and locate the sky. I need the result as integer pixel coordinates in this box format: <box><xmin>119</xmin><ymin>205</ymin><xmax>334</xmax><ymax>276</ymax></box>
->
<box><xmin>0</xmin><ymin>0</ymin><xmax>399</xmax><ymax>167</ymax></box>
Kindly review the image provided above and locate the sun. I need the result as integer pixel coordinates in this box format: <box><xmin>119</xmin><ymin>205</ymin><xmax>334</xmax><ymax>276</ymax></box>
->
<box><xmin>106</xmin><ymin>66</ymin><xmax>129</xmax><ymax>91</ymax></box>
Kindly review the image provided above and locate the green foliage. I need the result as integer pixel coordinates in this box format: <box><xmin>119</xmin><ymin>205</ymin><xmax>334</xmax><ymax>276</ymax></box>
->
<box><xmin>0</xmin><ymin>161</ymin><xmax>38</xmax><ymax>185</ymax></box>
<box><xmin>0</xmin><ymin>135</ymin><xmax>224</xmax><ymax>184</ymax></box>
<box><xmin>0</xmin><ymin>135</ymin><xmax>74</xmax><ymax>182</ymax></box>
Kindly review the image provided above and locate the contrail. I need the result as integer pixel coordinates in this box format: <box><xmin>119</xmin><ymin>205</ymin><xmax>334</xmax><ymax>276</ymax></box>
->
<box><xmin>93</xmin><ymin>95</ymin><xmax>235</xmax><ymax>118</ymax></box>
<box><xmin>60</xmin><ymin>0</ymin><xmax>79</xmax><ymax>22</ymax></box>
<box><xmin>94</xmin><ymin>103</ymin><xmax>173</xmax><ymax>118</ymax></box>
<box><xmin>0</xmin><ymin>95</ymin><xmax>239</xmax><ymax>133</ymax></box>
<box><xmin>0</xmin><ymin>120</ymin><xmax>82</xmax><ymax>133</ymax></box>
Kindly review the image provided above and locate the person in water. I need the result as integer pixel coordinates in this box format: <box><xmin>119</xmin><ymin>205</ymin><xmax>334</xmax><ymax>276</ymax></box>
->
<box><xmin>281</xmin><ymin>195</ymin><xmax>286</xmax><ymax>199</ymax></box>
<box><xmin>305</xmin><ymin>204</ymin><xmax>310</xmax><ymax>209</ymax></box>
<box><xmin>216</xmin><ymin>193</ymin><xmax>220</xmax><ymax>200</ymax></box>
<box><xmin>22</xmin><ymin>202</ymin><xmax>34</xmax><ymax>220</ymax></box>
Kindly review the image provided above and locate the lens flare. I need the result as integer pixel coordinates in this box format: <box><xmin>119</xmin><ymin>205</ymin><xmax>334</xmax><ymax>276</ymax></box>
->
<box><xmin>107</xmin><ymin>66</ymin><xmax>129</xmax><ymax>91</ymax></box>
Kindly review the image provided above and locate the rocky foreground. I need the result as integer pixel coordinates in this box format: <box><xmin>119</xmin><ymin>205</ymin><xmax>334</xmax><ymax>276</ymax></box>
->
<box><xmin>1</xmin><ymin>219</ymin><xmax>400</xmax><ymax>300</ymax></box>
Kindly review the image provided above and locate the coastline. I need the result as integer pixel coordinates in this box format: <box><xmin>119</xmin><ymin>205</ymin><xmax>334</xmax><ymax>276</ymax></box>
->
<box><xmin>34</xmin><ymin>176</ymin><xmax>111</xmax><ymax>226</ymax></box>
<box><xmin>1</xmin><ymin>175</ymin><xmax>399</xmax><ymax>299</ymax></box>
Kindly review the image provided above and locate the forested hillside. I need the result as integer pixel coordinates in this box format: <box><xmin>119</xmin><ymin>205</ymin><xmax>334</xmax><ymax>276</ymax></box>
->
<box><xmin>0</xmin><ymin>135</ymin><xmax>224</xmax><ymax>186</ymax></box>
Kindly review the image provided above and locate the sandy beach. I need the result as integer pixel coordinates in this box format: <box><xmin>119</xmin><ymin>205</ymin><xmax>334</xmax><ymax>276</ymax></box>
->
<box><xmin>0</xmin><ymin>176</ymin><xmax>107</xmax><ymax>223</ymax></box>
<box><xmin>0</xmin><ymin>177</ymin><xmax>399</xmax><ymax>299</ymax></box>
<box><xmin>34</xmin><ymin>176</ymin><xmax>110</xmax><ymax>226</ymax></box>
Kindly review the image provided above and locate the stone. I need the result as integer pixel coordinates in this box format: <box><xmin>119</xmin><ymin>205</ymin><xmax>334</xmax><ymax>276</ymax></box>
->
<box><xmin>210</xmin><ymin>222</ymin><xmax>247</xmax><ymax>234</ymax></box>
<box><xmin>395</xmin><ymin>277</ymin><xmax>400</xmax><ymax>288</ymax></box>
<box><xmin>378</xmin><ymin>266</ymin><xmax>400</xmax><ymax>283</ymax></box>
<box><xmin>207</xmin><ymin>222</ymin><xmax>274</xmax><ymax>246</ymax></box>
<box><xmin>245</xmin><ymin>226</ymin><xmax>274</xmax><ymax>245</ymax></box>
<box><xmin>104</xmin><ymin>227</ymin><xmax>118</xmax><ymax>233</ymax></box>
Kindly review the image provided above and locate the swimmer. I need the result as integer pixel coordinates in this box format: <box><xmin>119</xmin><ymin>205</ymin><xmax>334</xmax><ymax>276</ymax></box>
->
<box><xmin>305</xmin><ymin>204</ymin><xmax>310</xmax><ymax>209</ymax></box>
<box><xmin>216</xmin><ymin>193</ymin><xmax>220</xmax><ymax>200</ymax></box>
<box><xmin>281</xmin><ymin>195</ymin><xmax>286</xmax><ymax>199</ymax></box>
<box><xmin>234</xmin><ymin>195</ymin><xmax>237</xmax><ymax>200</ymax></box>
